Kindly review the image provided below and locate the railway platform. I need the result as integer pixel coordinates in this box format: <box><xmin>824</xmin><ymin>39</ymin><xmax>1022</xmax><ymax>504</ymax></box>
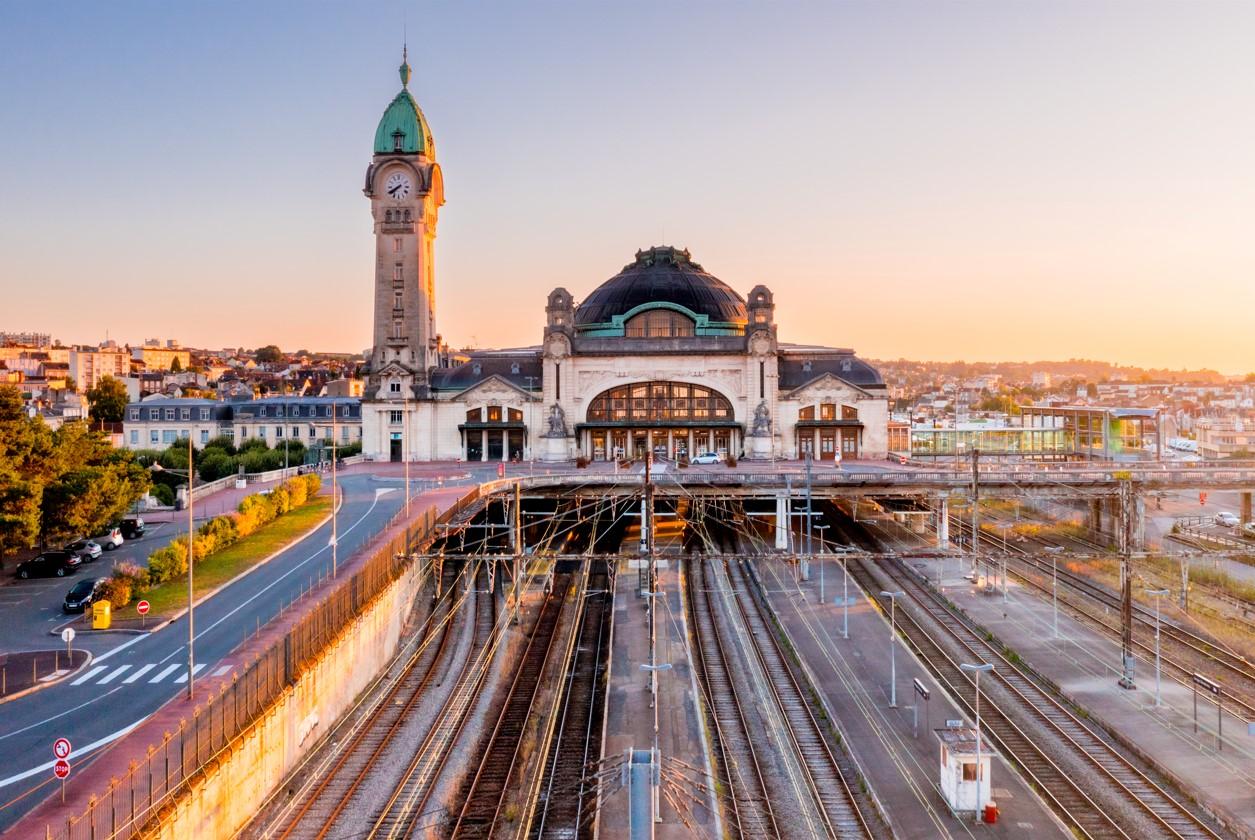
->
<box><xmin>914</xmin><ymin>553</ymin><xmax>1255</xmax><ymax>837</ymax></box>
<box><xmin>757</xmin><ymin>556</ymin><xmax>1072</xmax><ymax>839</ymax></box>
<box><xmin>598</xmin><ymin>557</ymin><xmax>719</xmax><ymax>839</ymax></box>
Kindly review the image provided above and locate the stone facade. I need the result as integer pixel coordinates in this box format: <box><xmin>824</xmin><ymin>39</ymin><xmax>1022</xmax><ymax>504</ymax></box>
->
<box><xmin>357</xmin><ymin>65</ymin><xmax>888</xmax><ymax>464</ymax></box>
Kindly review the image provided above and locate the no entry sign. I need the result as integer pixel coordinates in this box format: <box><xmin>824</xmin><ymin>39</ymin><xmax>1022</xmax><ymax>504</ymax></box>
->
<box><xmin>53</xmin><ymin>759</ymin><xmax>70</xmax><ymax>780</ymax></box>
<box><xmin>137</xmin><ymin>600</ymin><xmax>150</xmax><ymax>615</ymax></box>
<box><xmin>53</xmin><ymin>738</ymin><xmax>71</xmax><ymax>760</ymax></box>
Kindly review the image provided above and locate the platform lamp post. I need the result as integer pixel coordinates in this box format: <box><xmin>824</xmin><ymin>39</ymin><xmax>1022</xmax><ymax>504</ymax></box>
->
<box><xmin>815</xmin><ymin>524</ymin><xmax>829</xmax><ymax>604</ymax></box>
<box><xmin>880</xmin><ymin>590</ymin><xmax>904</xmax><ymax>707</ymax></box>
<box><xmin>149</xmin><ymin>436</ymin><xmax>196</xmax><ymax>699</ymax></box>
<box><xmin>1146</xmin><ymin>588</ymin><xmax>1170</xmax><ymax>707</ymax></box>
<box><xmin>841</xmin><ymin>548</ymin><xmax>851</xmax><ymax>639</ymax></box>
<box><xmin>960</xmin><ymin>662</ymin><xmax>994</xmax><ymax>820</ymax></box>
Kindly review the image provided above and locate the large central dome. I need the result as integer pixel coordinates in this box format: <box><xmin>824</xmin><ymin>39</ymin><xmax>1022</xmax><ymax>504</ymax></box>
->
<box><xmin>574</xmin><ymin>246</ymin><xmax>748</xmax><ymax>327</ymax></box>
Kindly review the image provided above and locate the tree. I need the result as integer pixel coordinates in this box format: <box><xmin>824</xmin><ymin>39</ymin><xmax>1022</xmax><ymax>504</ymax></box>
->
<box><xmin>40</xmin><ymin>422</ymin><xmax>150</xmax><ymax>542</ymax></box>
<box><xmin>170</xmin><ymin>356</ymin><xmax>183</xmax><ymax>373</ymax></box>
<box><xmin>255</xmin><ymin>345</ymin><xmax>283</xmax><ymax>363</ymax></box>
<box><xmin>86</xmin><ymin>375</ymin><xmax>129</xmax><ymax>424</ymax></box>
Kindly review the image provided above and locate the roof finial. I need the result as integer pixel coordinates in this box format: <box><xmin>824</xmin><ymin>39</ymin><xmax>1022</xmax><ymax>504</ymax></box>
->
<box><xmin>399</xmin><ymin>42</ymin><xmax>412</xmax><ymax>89</ymax></box>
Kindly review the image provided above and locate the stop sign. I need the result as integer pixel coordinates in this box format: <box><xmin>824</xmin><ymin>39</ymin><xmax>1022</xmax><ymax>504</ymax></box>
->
<box><xmin>137</xmin><ymin>600</ymin><xmax>150</xmax><ymax>615</ymax></box>
<box><xmin>53</xmin><ymin>759</ymin><xmax>70</xmax><ymax>780</ymax></box>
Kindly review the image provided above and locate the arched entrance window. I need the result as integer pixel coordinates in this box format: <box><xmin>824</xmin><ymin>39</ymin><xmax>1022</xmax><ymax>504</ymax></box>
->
<box><xmin>583</xmin><ymin>381</ymin><xmax>737</xmax><ymax>461</ymax></box>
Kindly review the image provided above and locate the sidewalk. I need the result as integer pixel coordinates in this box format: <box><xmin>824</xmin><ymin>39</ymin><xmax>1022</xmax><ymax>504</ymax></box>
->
<box><xmin>915</xmin><ymin>553</ymin><xmax>1255</xmax><ymax>837</ymax></box>
<box><xmin>759</xmin><ymin>555</ymin><xmax>1071</xmax><ymax>839</ymax></box>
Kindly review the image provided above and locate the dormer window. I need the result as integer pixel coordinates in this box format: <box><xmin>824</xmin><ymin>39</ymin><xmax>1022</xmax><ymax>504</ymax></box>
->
<box><xmin>392</xmin><ymin>129</ymin><xmax>405</xmax><ymax>152</ymax></box>
<box><xmin>510</xmin><ymin>362</ymin><xmax>520</xmax><ymax>374</ymax></box>
<box><xmin>802</xmin><ymin>361</ymin><xmax>813</xmax><ymax>373</ymax></box>
<box><xmin>472</xmin><ymin>363</ymin><xmax>482</xmax><ymax>375</ymax></box>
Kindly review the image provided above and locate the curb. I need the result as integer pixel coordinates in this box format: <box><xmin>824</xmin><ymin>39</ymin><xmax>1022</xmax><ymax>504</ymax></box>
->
<box><xmin>149</xmin><ymin>490</ymin><xmax>340</xmax><ymax>629</ymax></box>
<box><xmin>0</xmin><ymin>650</ymin><xmax>95</xmax><ymax>705</ymax></box>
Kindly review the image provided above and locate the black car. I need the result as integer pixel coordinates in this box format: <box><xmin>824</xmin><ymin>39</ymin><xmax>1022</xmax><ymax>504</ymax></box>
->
<box><xmin>119</xmin><ymin>516</ymin><xmax>146</xmax><ymax>539</ymax></box>
<box><xmin>15</xmin><ymin>550</ymin><xmax>81</xmax><ymax>579</ymax></box>
<box><xmin>63</xmin><ymin>577</ymin><xmax>101</xmax><ymax>613</ymax></box>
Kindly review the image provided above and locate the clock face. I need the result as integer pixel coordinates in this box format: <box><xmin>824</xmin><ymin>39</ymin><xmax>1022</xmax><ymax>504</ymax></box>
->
<box><xmin>384</xmin><ymin>172</ymin><xmax>412</xmax><ymax>200</ymax></box>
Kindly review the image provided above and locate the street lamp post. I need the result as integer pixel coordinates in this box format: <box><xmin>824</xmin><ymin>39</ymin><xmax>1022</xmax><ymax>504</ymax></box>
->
<box><xmin>149</xmin><ymin>439</ymin><xmax>196</xmax><ymax>699</ymax></box>
<box><xmin>880</xmin><ymin>590</ymin><xmax>905</xmax><ymax>707</ymax></box>
<box><xmin>1146</xmin><ymin>588</ymin><xmax>1170</xmax><ymax>707</ymax></box>
<box><xmin>960</xmin><ymin>662</ymin><xmax>994</xmax><ymax>820</ymax></box>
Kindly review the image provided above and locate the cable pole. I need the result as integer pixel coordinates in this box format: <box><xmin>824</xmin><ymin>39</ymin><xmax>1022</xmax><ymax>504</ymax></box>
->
<box><xmin>513</xmin><ymin>480</ymin><xmax>522</xmax><ymax>625</ymax></box>
<box><xmin>1118</xmin><ymin>479</ymin><xmax>1136</xmax><ymax>689</ymax></box>
<box><xmin>970</xmin><ymin>447</ymin><xmax>980</xmax><ymax>579</ymax></box>
<box><xmin>803</xmin><ymin>451</ymin><xmax>813</xmax><ymax>584</ymax></box>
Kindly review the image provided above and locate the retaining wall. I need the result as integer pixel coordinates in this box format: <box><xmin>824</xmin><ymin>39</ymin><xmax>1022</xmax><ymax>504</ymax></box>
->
<box><xmin>147</xmin><ymin>559</ymin><xmax>427</xmax><ymax>838</ymax></box>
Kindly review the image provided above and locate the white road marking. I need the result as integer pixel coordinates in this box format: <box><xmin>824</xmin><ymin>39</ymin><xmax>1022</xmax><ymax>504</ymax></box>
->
<box><xmin>95</xmin><ymin>665</ymin><xmax>131</xmax><ymax>685</ymax></box>
<box><xmin>173</xmin><ymin>664</ymin><xmax>205</xmax><ymax>684</ymax></box>
<box><xmin>148</xmin><ymin>664</ymin><xmax>180</xmax><ymax>683</ymax></box>
<box><xmin>123</xmin><ymin>664</ymin><xmax>156</xmax><ymax>683</ymax></box>
<box><xmin>38</xmin><ymin>670</ymin><xmax>69</xmax><ymax>683</ymax></box>
<box><xmin>211</xmin><ymin>665</ymin><xmax>232</xmax><ymax>677</ymax></box>
<box><xmin>93</xmin><ymin>633</ymin><xmax>148</xmax><ymax>665</ymax></box>
<box><xmin>0</xmin><ymin>717</ymin><xmax>146</xmax><ymax>790</ymax></box>
<box><xmin>156</xmin><ymin>489</ymin><xmax>387</xmax><ymax>665</ymax></box>
<box><xmin>70</xmin><ymin>666</ymin><xmax>107</xmax><ymax>686</ymax></box>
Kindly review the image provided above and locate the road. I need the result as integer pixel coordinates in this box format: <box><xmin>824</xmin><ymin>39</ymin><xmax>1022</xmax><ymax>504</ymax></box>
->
<box><xmin>0</xmin><ymin>473</ymin><xmax>404</xmax><ymax>832</ymax></box>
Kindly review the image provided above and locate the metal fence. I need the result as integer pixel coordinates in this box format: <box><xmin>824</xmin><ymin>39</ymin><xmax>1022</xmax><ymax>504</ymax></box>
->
<box><xmin>55</xmin><ymin>484</ymin><xmax>483</xmax><ymax>840</ymax></box>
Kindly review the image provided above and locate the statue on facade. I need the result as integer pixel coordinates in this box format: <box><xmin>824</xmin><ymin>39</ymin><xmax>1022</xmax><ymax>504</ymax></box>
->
<box><xmin>544</xmin><ymin>403</ymin><xmax>569</xmax><ymax>438</ymax></box>
<box><xmin>750</xmin><ymin>400</ymin><xmax>772</xmax><ymax>437</ymax></box>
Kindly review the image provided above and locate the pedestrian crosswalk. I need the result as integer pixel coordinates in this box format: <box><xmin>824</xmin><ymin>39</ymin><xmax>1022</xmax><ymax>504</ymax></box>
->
<box><xmin>70</xmin><ymin>662</ymin><xmax>232</xmax><ymax>687</ymax></box>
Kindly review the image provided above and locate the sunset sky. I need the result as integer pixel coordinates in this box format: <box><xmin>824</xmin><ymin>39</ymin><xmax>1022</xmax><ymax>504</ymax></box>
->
<box><xmin>2</xmin><ymin>2</ymin><xmax>1252</xmax><ymax>372</ymax></box>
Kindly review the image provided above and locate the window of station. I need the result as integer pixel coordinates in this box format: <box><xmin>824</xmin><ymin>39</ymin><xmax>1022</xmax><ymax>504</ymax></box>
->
<box><xmin>586</xmin><ymin>381</ymin><xmax>731</xmax><ymax>422</ymax></box>
<box><xmin>466</xmin><ymin>407</ymin><xmax>482</xmax><ymax>423</ymax></box>
<box><xmin>624</xmin><ymin>309</ymin><xmax>695</xmax><ymax>338</ymax></box>
<box><xmin>486</xmin><ymin>405</ymin><xmax>502</xmax><ymax>423</ymax></box>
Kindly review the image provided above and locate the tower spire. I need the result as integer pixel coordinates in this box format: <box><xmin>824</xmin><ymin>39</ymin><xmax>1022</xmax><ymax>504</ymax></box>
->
<box><xmin>399</xmin><ymin>44</ymin><xmax>412</xmax><ymax>89</ymax></box>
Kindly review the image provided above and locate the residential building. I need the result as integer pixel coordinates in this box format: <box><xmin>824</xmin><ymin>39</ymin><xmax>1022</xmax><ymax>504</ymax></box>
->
<box><xmin>69</xmin><ymin>347</ymin><xmax>130</xmax><ymax>391</ymax></box>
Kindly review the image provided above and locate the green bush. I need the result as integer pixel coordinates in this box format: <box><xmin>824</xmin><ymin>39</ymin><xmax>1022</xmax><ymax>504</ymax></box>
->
<box><xmin>98</xmin><ymin>575</ymin><xmax>133</xmax><ymax>608</ymax></box>
<box><xmin>146</xmin><ymin>540</ymin><xmax>189</xmax><ymax>584</ymax></box>
<box><xmin>204</xmin><ymin>435</ymin><xmax>237</xmax><ymax>456</ymax></box>
<box><xmin>198</xmin><ymin>450</ymin><xmax>237</xmax><ymax>482</ymax></box>
<box><xmin>238</xmin><ymin>438</ymin><xmax>270</xmax><ymax>454</ymax></box>
<box><xmin>151</xmin><ymin>483</ymin><xmax>175</xmax><ymax>507</ymax></box>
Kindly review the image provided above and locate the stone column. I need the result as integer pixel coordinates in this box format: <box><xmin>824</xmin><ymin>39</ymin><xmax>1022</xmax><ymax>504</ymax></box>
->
<box><xmin>1242</xmin><ymin>491</ymin><xmax>1253</xmax><ymax>526</ymax></box>
<box><xmin>937</xmin><ymin>495</ymin><xmax>950</xmax><ymax>548</ymax></box>
<box><xmin>775</xmin><ymin>494</ymin><xmax>790</xmax><ymax>550</ymax></box>
<box><xmin>1089</xmin><ymin>498</ymin><xmax>1104</xmax><ymax>535</ymax></box>
<box><xmin>481</xmin><ymin>429</ymin><xmax>488</xmax><ymax>462</ymax></box>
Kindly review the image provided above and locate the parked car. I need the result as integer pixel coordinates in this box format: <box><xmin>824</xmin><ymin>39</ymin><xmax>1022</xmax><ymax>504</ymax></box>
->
<box><xmin>63</xmin><ymin>577</ymin><xmax>102</xmax><ymax>613</ymax></box>
<box><xmin>690</xmin><ymin>452</ymin><xmax>722</xmax><ymax>465</ymax></box>
<box><xmin>15</xmin><ymin>550</ymin><xmax>80</xmax><ymax>579</ymax></box>
<box><xmin>119</xmin><ymin>516</ymin><xmax>146</xmax><ymax>539</ymax></box>
<box><xmin>64</xmin><ymin>538</ymin><xmax>102</xmax><ymax>562</ymax></box>
<box><xmin>1215</xmin><ymin>512</ymin><xmax>1240</xmax><ymax>528</ymax></box>
<box><xmin>95</xmin><ymin>526</ymin><xmax>124</xmax><ymax>550</ymax></box>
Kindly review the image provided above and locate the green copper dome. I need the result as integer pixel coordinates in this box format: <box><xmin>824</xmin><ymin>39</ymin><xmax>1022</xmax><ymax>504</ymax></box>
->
<box><xmin>373</xmin><ymin>51</ymin><xmax>433</xmax><ymax>156</ymax></box>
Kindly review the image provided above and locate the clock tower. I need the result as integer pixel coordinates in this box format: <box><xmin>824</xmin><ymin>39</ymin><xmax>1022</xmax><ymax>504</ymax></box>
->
<box><xmin>364</xmin><ymin>49</ymin><xmax>444</xmax><ymax>400</ymax></box>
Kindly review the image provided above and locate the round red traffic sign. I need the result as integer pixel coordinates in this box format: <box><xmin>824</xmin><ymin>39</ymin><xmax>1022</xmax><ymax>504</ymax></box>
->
<box><xmin>53</xmin><ymin>738</ymin><xmax>71</xmax><ymax>760</ymax></box>
<box><xmin>53</xmin><ymin>759</ymin><xmax>70</xmax><ymax>780</ymax></box>
<box><xmin>137</xmin><ymin>600</ymin><xmax>150</xmax><ymax>615</ymax></box>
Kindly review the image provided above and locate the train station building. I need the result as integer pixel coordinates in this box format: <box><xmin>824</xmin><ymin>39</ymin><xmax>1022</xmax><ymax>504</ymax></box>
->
<box><xmin>359</xmin><ymin>56</ymin><xmax>889</xmax><ymax>463</ymax></box>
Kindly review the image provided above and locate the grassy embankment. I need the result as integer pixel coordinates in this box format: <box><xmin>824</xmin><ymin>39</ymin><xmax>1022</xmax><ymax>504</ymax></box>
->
<box><xmin>137</xmin><ymin>494</ymin><xmax>332</xmax><ymax>618</ymax></box>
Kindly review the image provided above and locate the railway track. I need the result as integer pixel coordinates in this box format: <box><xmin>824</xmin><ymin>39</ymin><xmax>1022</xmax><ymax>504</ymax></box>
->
<box><xmin>685</xmin><ymin>557</ymin><xmax>781</xmax><ymax>839</ymax></box>
<box><xmin>530</xmin><ymin>560</ymin><xmax>614</xmax><ymax>840</ymax></box>
<box><xmin>449</xmin><ymin>573</ymin><xmax>573</xmax><ymax>839</ymax></box>
<box><xmin>950</xmin><ymin>515</ymin><xmax>1255</xmax><ymax>720</ymax></box>
<box><xmin>261</xmin><ymin>562</ymin><xmax>467</xmax><ymax>839</ymax></box>
<box><xmin>849</xmin><ymin>553</ymin><xmax>1224</xmax><ymax>840</ymax></box>
<box><xmin>724</xmin><ymin>559</ymin><xmax>874</xmax><ymax>839</ymax></box>
<box><xmin>368</xmin><ymin>563</ymin><xmax>501</xmax><ymax>839</ymax></box>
